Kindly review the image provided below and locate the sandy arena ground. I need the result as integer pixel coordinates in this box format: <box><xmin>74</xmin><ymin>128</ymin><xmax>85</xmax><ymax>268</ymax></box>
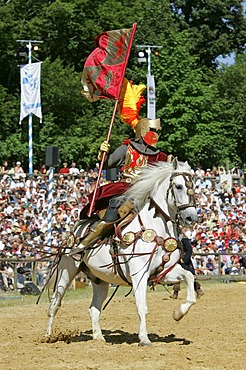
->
<box><xmin>0</xmin><ymin>282</ymin><xmax>245</xmax><ymax>370</ymax></box>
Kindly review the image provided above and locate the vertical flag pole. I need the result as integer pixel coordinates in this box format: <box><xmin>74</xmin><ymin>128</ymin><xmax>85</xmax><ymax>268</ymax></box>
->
<box><xmin>47</xmin><ymin>166</ymin><xmax>54</xmax><ymax>246</ymax></box>
<box><xmin>18</xmin><ymin>39</ymin><xmax>43</xmax><ymax>173</ymax></box>
<box><xmin>27</xmin><ymin>40</ymin><xmax>33</xmax><ymax>176</ymax></box>
<box><xmin>88</xmin><ymin>99</ymin><xmax>118</xmax><ymax>217</ymax></box>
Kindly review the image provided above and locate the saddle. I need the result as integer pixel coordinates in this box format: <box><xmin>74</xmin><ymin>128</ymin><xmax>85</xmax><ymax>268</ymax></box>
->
<box><xmin>68</xmin><ymin>201</ymin><xmax>135</xmax><ymax>251</ymax></box>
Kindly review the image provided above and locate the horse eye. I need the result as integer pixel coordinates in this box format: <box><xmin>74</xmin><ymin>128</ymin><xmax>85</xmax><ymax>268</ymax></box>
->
<box><xmin>175</xmin><ymin>184</ymin><xmax>183</xmax><ymax>190</ymax></box>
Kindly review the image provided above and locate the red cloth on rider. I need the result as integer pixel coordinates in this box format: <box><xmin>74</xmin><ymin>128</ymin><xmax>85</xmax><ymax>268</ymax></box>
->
<box><xmin>148</xmin><ymin>151</ymin><xmax>168</xmax><ymax>162</ymax></box>
<box><xmin>80</xmin><ymin>181</ymin><xmax>129</xmax><ymax>218</ymax></box>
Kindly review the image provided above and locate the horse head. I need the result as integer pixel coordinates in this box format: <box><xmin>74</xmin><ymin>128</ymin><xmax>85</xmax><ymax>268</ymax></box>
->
<box><xmin>122</xmin><ymin>158</ymin><xmax>197</xmax><ymax>228</ymax></box>
<box><xmin>166</xmin><ymin>157</ymin><xmax>198</xmax><ymax>226</ymax></box>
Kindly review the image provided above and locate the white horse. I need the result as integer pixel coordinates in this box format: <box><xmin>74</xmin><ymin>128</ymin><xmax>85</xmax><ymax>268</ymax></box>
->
<box><xmin>46</xmin><ymin>158</ymin><xmax>198</xmax><ymax>346</ymax></box>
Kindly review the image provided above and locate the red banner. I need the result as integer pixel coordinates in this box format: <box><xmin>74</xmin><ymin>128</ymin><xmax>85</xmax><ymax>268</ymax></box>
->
<box><xmin>81</xmin><ymin>24</ymin><xmax>137</xmax><ymax>101</ymax></box>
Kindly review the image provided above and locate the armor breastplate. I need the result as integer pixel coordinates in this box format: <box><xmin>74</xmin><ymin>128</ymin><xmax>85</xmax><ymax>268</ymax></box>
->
<box><xmin>122</xmin><ymin>144</ymin><xmax>148</xmax><ymax>180</ymax></box>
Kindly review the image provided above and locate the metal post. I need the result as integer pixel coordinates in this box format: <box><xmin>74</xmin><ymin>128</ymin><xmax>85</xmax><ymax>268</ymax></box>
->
<box><xmin>146</xmin><ymin>47</ymin><xmax>155</xmax><ymax>119</ymax></box>
<box><xmin>147</xmin><ymin>46</ymin><xmax>151</xmax><ymax>76</ymax></box>
<box><xmin>47</xmin><ymin>166</ymin><xmax>54</xmax><ymax>247</ymax></box>
<box><xmin>136</xmin><ymin>44</ymin><xmax>163</xmax><ymax>120</ymax></box>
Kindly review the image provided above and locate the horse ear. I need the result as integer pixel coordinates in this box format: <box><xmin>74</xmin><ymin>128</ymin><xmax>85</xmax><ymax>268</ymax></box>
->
<box><xmin>172</xmin><ymin>157</ymin><xmax>179</xmax><ymax>170</ymax></box>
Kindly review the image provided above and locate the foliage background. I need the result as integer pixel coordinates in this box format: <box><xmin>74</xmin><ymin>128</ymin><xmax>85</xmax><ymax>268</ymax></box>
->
<box><xmin>0</xmin><ymin>0</ymin><xmax>245</xmax><ymax>172</ymax></box>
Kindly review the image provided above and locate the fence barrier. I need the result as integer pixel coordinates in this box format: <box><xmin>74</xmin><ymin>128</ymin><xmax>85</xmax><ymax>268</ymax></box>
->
<box><xmin>1</xmin><ymin>252</ymin><xmax>246</xmax><ymax>291</ymax></box>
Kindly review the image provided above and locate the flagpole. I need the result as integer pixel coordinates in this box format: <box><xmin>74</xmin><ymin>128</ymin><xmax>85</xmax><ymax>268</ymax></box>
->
<box><xmin>17</xmin><ymin>39</ymin><xmax>43</xmax><ymax>175</ymax></box>
<box><xmin>88</xmin><ymin>99</ymin><xmax>119</xmax><ymax>217</ymax></box>
<box><xmin>27</xmin><ymin>41</ymin><xmax>33</xmax><ymax>175</ymax></box>
<box><xmin>84</xmin><ymin>24</ymin><xmax>137</xmax><ymax>217</ymax></box>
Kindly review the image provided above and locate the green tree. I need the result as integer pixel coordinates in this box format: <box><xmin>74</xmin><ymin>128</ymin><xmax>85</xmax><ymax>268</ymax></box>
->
<box><xmin>171</xmin><ymin>0</ymin><xmax>246</xmax><ymax>66</ymax></box>
<box><xmin>0</xmin><ymin>0</ymin><xmax>245</xmax><ymax>170</ymax></box>
<box><xmin>215</xmin><ymin>54</ymin><xmax>246</xmax><ymax>166</ymax></box>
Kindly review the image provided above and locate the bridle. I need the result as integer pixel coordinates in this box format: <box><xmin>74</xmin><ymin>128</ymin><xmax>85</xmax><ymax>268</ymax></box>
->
<box><xmin>167</xmin><ymin>171</ymin><xmax>196</xmax><ymax>214</ymax></box>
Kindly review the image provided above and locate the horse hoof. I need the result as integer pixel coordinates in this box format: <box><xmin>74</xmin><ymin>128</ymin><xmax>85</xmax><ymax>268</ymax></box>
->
<box><xmin>93</xmin><ymin>335</ymin><xmax>105</xmax><ymax>342</ymax></box>
<box><xmin>139</xmin><ymin>340</ymin><xmax>152</xmax><ymax>346</ymax></box>
<box><xmin>173</xmin><ymin>308</ymin><xmax>184</xmax><ymax>321</ymax></box>
<box><xmin>196</xmin><ymin>289</ymin><xmax>204</xmax><ymax>299</ymax></box>
<box><xmin>170</xmin><ymin>292</ymin><xmax>178</xmax><ymax>299</ymax></box>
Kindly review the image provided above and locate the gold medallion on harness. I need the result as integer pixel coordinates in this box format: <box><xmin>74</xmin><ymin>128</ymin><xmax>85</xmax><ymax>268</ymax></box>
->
<box><xmin>156</xmin><ymin>236</ymin><xmax>165</xmax><ymax>246</ymax></box>
<box><xmin>123</xmin><ymin>232</ymin><xmax>135</xmax><ymax>245</ymax></box>
<box><xmin>164</xmin><ymin>237</ymin><xmax>178</xmax><ymax>252</ymax></box>
<box><xmin>185</xmin><ymin>181</ymin><xmax>193</xmax><ymax>188</ymax></box>
<box><xmin>142</xmin><ymin>229</ymin><xmax>156</xmax><ymax>243</ymax></box>
<box><xmin>67</xmin><ymin>233</ymin><xmax>75</xmax><ymax>248</ymax></box>
<box><xmin>163</xmin><ymin>254</ymin><xmax>170</xmax><ymax>262</ymax></box>
<box><xmin>187</xmin><ymin>188</ymin><xmax>194</xmax><ymax>195</ymax></box>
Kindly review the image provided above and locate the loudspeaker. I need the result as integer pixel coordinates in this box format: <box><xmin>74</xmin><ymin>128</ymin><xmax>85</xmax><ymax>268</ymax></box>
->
<box><xmin>45</xmin><ymin>146</ymin><xmax>59</xmax><ymax>167</ymax></box>
<box><xmin>20</xmin><ymin>282</ymin><xmax>40</xmax><ymax>295</ymax></box>
<box><xmin>106</xmin><ymin>168</ymin><xmax>119</xmax><ymax>181</ymax></box>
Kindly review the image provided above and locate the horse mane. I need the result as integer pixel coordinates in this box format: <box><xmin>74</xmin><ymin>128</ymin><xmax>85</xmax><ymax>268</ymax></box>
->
<box><xmin>121</xmin><ymin>160</ymin><xmax>192</xmax><ymax>211</ymax></box>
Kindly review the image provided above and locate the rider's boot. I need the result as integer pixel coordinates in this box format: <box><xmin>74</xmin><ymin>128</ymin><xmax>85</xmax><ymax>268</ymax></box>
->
<box><xmin>70</xmin><ymin>221</ymin><xmax>113</xmax><ymax>256</ymax></box>
<box><xmin>194</xmin><ymin>281</ymin><xmax>204</xmax><ymax>299</ymax></box>
<box><xmin>170</xmin><ymin>282</ymin><xmax>180</xmax><ymax>299</ymax></box>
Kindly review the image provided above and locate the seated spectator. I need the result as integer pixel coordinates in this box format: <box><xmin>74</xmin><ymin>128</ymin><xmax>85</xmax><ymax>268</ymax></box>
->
<box><xmin>204</xmin><ymin>257</ymin><xmax>216</xmax><ymax>275</ymax></box>
<box><xmin>0</xmin><ymin>161</ymin><xmax>11</xmax><ymax>174</ymax></box>
<box><xmin>230</xmin><ymin>266</ymin><xmax>239</xmax><ymax>276</ymax></box>
<box><xmin>59</xmin><ymin>162</ymin><xmax>70</xmax><ymax>176</ymax></box>
<box><xmin>57</xmin><ymin>175</ymin><xmax>66</xmax><ymax>188</ymax></box>
<box><xmin>0</xmin><ymin>261</ymin><xmax>14</xmax><ymax>290</ymax></box>
<box><xmin>40</xmin><ymin>164</ymin><xmax>47</xmax><ymax>174</ymax></box>
<box><xmin>192</xmin><ymin>256</ymin><xmax>204</xmax><ymax>275</ymax></box>
<box><xmin>205</xmin><ymin>168</ymin><xmax>212</xmax><ymax>177</ymax></box>
<box><xmin>231</xmin><ymin>164</ymin><xmax>243</xmax><ymax>178</ymax></box>
<box><xmin>14</xmin><ymin>161</ymin><xmax>25</xmax><ymax>178</ymax></box>
<box><xmin>65</xmin><ymin>174</ymin><xmax>74</xmax><ymax>189</ymax></box>
<box><xmin>87</xmin><ymin>168</ymin><xmax>98</xmax><ymax>183</ymax></box>
<box><xmin>69</xmin><ymin>162</ymin><xmax>80</xmax><ymax>177</ymax></box>
<box><xmin>222</xmin><ymin>255</ymin><xmax>236</xmax><ymax>275</ymax></box>
<box><xmin>25</xmin><ymin>175</ymin><xmax>36</xmax><ymax>192</ymax></box>
<box><xmin>196</xmin><ymin>176</ymin><xmax>213</xmax><ymax>191</ymax></box>
<box><xmin>195</xmin><ymin>165</ymin><xmax>205</xmax><ymax>178</ymax></box>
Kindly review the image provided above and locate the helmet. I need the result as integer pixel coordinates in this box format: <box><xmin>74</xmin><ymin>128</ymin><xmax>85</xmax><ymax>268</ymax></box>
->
<box><xmin>134</xmin><ymin>118</ymin><xmax>162</xmax><ymax>146</ymax></box>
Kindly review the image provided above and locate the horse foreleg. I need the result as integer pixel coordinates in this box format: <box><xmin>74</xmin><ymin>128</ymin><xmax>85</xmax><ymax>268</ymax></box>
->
<box><xmin>89</xmin><ymin>281</ymin><xmax>109</xmax><ymax>341</ymax></box>
<box><xmin>171</xmin><ymin>267</ymin><xmax>196</xmax><ymax>321</ymax></box>
<box><xmin>46</xmin><ymin>256</ymin><xmax>80</xmax><ymax>337</ymax></box>
<box><xmin>132</xmin><ymin>275</ymin><xmax>151</xmax><ymax>346</ymax></box>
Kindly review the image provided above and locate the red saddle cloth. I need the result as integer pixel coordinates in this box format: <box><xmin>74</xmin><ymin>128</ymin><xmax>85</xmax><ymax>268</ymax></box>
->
<box><xmin>80</xmin><ymin>181</ymin><xmax>130</xmax><ymax>219</ymax></box>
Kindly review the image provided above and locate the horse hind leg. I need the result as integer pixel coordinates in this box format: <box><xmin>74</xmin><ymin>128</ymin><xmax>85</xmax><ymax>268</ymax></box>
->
<box><xmin>46</xmin><ymin>256</ymin><xmax>80</xmax><ymax>337</ymax></box>
<box><xmin>89</xmin><ymin>281</ymin><xmax>109</xmax><ymax>341</ymax></box>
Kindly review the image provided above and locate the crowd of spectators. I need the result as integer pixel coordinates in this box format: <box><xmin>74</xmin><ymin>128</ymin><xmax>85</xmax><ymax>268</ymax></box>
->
<box><xmin>187</xmin><ymin>164</ymin><xmax>246</xmax><ymax>277</ymax></box>
<box><xmin>0</xmin><ymin>160</ymin><xmax>245</xmax><ymax>291</ymax></box>
<box><xmin>0</xmin><ymin>160</ymin><xmax>104</xmax><ymax>290</ymax></box>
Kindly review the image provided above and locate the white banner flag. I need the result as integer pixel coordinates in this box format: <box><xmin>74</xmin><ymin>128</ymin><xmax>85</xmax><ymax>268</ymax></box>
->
<box><xmin>20</xmin><ymin>62</ymin><xmax>42</xmax><ymax>124</ymax></box>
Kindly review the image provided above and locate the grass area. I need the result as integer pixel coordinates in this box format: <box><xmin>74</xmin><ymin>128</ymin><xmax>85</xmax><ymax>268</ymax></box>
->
<box><xmin>0</xmin><ymin>279</ymin><xmax>224</xmax><ymax>308</ymax></box>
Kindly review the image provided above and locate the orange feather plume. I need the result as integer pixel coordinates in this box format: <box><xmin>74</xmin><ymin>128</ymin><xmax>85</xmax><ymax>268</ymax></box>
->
<box><xmin>118</xmin><ymin>78</ymin><xmax>146</xmax><ymax>129</ymax></box>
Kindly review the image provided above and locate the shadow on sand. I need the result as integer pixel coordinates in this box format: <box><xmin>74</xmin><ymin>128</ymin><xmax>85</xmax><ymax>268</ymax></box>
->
<box><xmin>48</xmin><ymin>329</ymin><xmax>192</xmax><ymax>346</ymax></box>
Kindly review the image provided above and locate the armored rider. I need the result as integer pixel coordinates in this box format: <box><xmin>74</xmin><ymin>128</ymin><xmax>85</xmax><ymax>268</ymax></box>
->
<box><xmin>70</xmin><ymin>117</ymin><xmax>173</xmax><ymax>254</ymax></box>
